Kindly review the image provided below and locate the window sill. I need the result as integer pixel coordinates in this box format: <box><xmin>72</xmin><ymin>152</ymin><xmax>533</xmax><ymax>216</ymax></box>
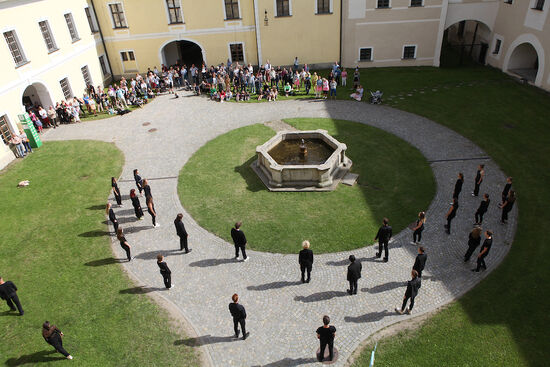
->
<box><xmin>492</xmin><ymin>51</ymin><xmax>500</xmax><ymax>55</ymax></box>
<box><xmin>48</xmin><ymin>48</ymin><xmax>60</xmax><ymax>54</ymax></box>
<box><xmin>113</xmin><ymin>26</ymin><xmax>128</xmax><ymax>29</ymax></box>
<box><xmin>409</xmin><ymin>5</ymin><xmax>423</xmax><ymax>8</ymax></box>
<box><xmin>402</xmin><ymin>57</ymin><xmax>416</xmax><ymax>60</ymax></box>
<box><xmin>224</xmin><ymin>18</ymin><xmax>241</xmax><ymax>21</ymax></box>
<box><xmin>358</xmin><ymin>59</ymin><xmax>373</xmax><ymax>62</ymax></box>
<box><xmin>91</xmin><ymin>30</ymin><xmax>99</xmax><ymax>34</ymax></box>
<box><xmin>71</xmin><ymin>38</ymin><xmax>81</xmax><ymax>44</ymax></box>
<box><xmin>168</xmin><ymin>22</ymin><xmax>185</xmax><ymax>25</ymax></box>
<box><xmin>315</xmin><ymin>12</ymin><xmax>333</xmax><ymax>15</ymax></box>
<box><xmin>274</xmin><ymin>15</ymin><xmax>292</xmax><ymax>18</ymax></box>
<box><xmin>531</xmin><ymin>8</ymin><xmax>544</xmax><ymax>11</ymax></box>
<box><xmin>376</xmin><ymin>7</ymin><xmax>391</xmax><ymax>10</ymax></box>
<box><xmin>15</xmin><ymin>60</ymin><xmax>30</xmax><ymax>69</ymax></box>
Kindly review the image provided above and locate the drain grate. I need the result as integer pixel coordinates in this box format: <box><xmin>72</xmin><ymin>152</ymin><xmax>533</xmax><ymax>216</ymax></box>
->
<box><xmin>142</xmin><ymin>122</ymin><xmax>151</xmax><ymax>126</ymax></box>
<box><xmin>148</xmin><ymin>128</ymin><xmax>157</xmax><ymax>133</ymax></box>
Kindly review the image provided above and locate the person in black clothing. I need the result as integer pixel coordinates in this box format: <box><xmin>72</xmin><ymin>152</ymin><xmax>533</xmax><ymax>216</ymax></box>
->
<box><xmin>157</xmin><ymin>254</ymin><xmax>172</xmax><ymax>289</ymax></box>
<box><xmin>444</xmin><ymin>198</ymin><xmax>459</xmax><ymax>234</ymax></box>
<box><xmin>464</xmin><ymin>226</ymin><xmax>482</xmax><ymax>262</ymax></box>
<box><xmin>347</xmin><ymin>255</ymin><xmax>362</xmax><ymax>295</ymax></box>
<box><xmin>411</xmin><ymin>211</ymin><xmax>426</xmax><ymax>245</ymax></box>
<box><xmin>130</xmin><ymin>189</ymin><xmax>144</xmax><ymax>220</ymax></box>
<box><xmin>174</xmin><ymin>213</ymin><xmax>190</xmax><ymax>253</ymax></box>
<box><xmin>499</xmin><ymin>190</ymin><xmax>516</xmax><ymax>224</ymax></box>
<box><xmin>116</xmin><ymin>228</ymin><xmax>133</xmax><ymax>261</ymax></box>
<box><xmin>106</xmin><ymin>203</ymin><xmax>118</xmax><ymax>233</ymax></box>
<box><xmin>374</xmin><ymin>218</ymin><xmax>392</xmax><ymax>262</ymax></box>
<box><xmin>501</xmin><ymin>177</ymin><xmax>512</xmax><ymax>204</ymax></box>
<box><xmin>316</xmin><ymin>315</ymin><xmax>336</xmax><ymax>362</ymax></box>
<box><xmin>0</xmin><ymin>276</ymin><xmax>24</xmax><ymax>315</ymax></box>
<box><xmin>474</xmin><ymin>193</ymin><xmax>490</xmax><ymax>225</ymax></box>
<box><xmin>298</xmin><ymin>240</ymin><xmax>314</xmax><ymax>283</ymax></box>
<box><xmin>472</xmin><ymin>164</ymin><xmax>485</xmax><ymax>197</ymax></box>
<box><xmin>473</xmin><ymin>230</ymin><xmax>493</xmax><ymax>272</ymax></box>
<box><xmin>133</xmin><ymin>169</ymin><xmax>143</xmax><ymax>195</ymax></box>
<box><xmin>111</xmin><ymin>177</ymin><xmax>122</xmax><ymax>205</ymax></box>
<box><xmin>146</xmin><ymin>195</ymin><xmax>159</xmax><ymax>227</ymax></box>
<box><xmin>396</xmin><ymin>270</ymin><xmax>421</xmax><ymax>315</ymax></box>
<box><xmin>230</xmin><ymin>221</ymin><xmax>248</xmax><ymax>261</ymax></box>
<box><xmin>42</xmin><ymin>321</ymin><xmax>73</xmax><ymax>359</ymax></box>
<box><xmin>453</xmin><ymin>172</ymin><xmax>464</xmax><ymax>199</ymax></box>
<box><xmin>143</xmin><ymin>178</ymin><xmax>152</xmax><ymax>199</ymax></box>
<box><xmin>228</xmin><ymin>293</ymin><xmax>249</xmax><ymax>340</ymax></box>
<box><xmin>413</xmin><ymin>246</ymin><xmax>427</xmax><ymax>281</ymax></box>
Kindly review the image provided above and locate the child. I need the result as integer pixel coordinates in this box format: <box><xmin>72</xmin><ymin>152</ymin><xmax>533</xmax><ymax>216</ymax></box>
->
<box><xmin>284</xmin><ymin>83</ymin><xmax>292</xmax><ymax>97</ymax></box>
<box><xmin>341</xmin><ymin>68</ymin><xmax>348</xmax><ymax>87</ymax></box>
<box><xmin>322</xmin><ymin>78</ymin><xmax>330</xmax><ymax>99</ymax></box>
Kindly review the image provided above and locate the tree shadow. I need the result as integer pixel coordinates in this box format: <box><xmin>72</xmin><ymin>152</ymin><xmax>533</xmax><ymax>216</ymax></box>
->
<box><xmin>5</xmin><ymin>350</ymin><xmax>66</xmax><ymax>366</ymax></box>
<box><xmin>251</xmin><ymin>357</ymin><xmax>319</xmax><ymax>367</ymax></box>
<box><xmin>247</xmin><ymin>281</ymin><xmax>302</xmax><ymax>291</ymax></box>
<box><xmin>136</xmin><ymin>249</ymin><xmax>183</xmax><ymax>260</ymax></box>
<box><xmin>234</xmin><ymin>156</ymin><xmax>265</xmax><ymax>192</ymax></box>
<box><xmin>344</xmin><ymin>310</ymin><xmax>396</xmax><ymax>323</ymax></box>
<box><xmin>119</xmin><ymin>286</ymin><xmax>167</xmax><ymax>294</ymax></box>
<box><xmin>78</xmin><ymin>230</ymin><xmax>110</xmax><ymax>238</ymax></box>
<box><xmin>189</xmin><ymin>258</ymin><xmax>238</xmax><ymax>267</ymax></box>
<box><xmin>362</xmin><ymin>281</ymin><xmax>404</xmax><ymax>294</ymax></box>
<box><xmin>87</xmin><ymin>204</ymin><xmax>106</xmax><ymax>210</ymax></box>
<box><xmin>295</xmin><ymin>291</ymin><xmax>348</xmax><ymax>303</ymax></box>
<box><xmin>84</xmin><ymin>258</ymin><xmax>125</xmax><ymax>267</ymax></box>
<box><xmin>174</xmin><ymin>335</ymin><xmax>235</xmax><ymax>346</ymax></box>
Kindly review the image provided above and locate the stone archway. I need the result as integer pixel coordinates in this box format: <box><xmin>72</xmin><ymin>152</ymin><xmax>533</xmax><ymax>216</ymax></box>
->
<box><xmin>504</xmin><ymin>34</ymin><xmax>545</xmax><ymax>87</ymax></box>
<box><xmin>160</xmin><ymin>39</ymin><xmax>205</xmax><ymax>68</ymax></box>
<box><xmin>22</xmin><ymin>82</ymin><xmax>54</xmax><ymax>111</ymax></box>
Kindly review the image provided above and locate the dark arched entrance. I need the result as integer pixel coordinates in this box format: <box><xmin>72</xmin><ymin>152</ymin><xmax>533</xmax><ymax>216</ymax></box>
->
<box><xmin>161</xmin><ymin>40</ymin><xmax>204</xmax><ymax>68</ymax></box>
<box><xmin>22</xmin><ymin>82</ymin><xmax>54</xmax><ymax>111</ymax></box>
<box><xmin>507</xmin><ymin>42</ymin><xmax>539</xmax><ymax>83</ymax></box>
<box><xmin>441</xmin><ymin>20</ymin><xmax>491</xmax><ymax>67</ymax></box>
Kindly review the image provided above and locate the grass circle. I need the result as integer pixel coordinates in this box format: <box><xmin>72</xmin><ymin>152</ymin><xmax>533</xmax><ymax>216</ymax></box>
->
<box><xmin>178</xmin><ymin>118</ymin><xmax>435</xmax><ymax>253</ymax></box>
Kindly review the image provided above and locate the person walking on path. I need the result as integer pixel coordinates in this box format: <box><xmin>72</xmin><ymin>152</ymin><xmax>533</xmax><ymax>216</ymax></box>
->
<box><xmin>316</xmin><ymin>315</ymin><xmax>336</xmax><ymax>362</ymax></box>
<box><xmin>374</xmin><ymin>218</ymin><xmax>392</xmax><ymax>262</ymax></box>
<box><xmin>133</xmin><ymin>169</ymin><xmax>143</xmax><ymax>196</ymax></box>
<box><xmin>111</xmin><ymin>177</ymin><xmax>122</xmax><ymax>206</ymax></box>
<box><xmin>501</xmin><ymin>177</ymin><xmax>512</xmax><ymax>204</ymax></box>
<box><xmin>174</xmin><ymin>213</ymin><xmax>190</xmax><ymax>253</ymax></box>
<box><xmin>413</xmin><ymin>246</ymin><xmax>427</xmax><ymax>281</ymax></box>
<box><xmin>472</xmin><ymin>164</ymin><xmax>485</xmax><ymax>197</ymax></box>
<box><xmin>347</xmin><ymin>255</ymin><xmax>362</xmax><ymax>295</ymax></box>
<box><xmin>231</xmin><ymin>222</ymin><xmax>248</xmax><ymax>261</ymax></box>
<box><xmin>464</xmin><ymin>226</ymin><xmax>482</xmax><ymax>262</ymax></box>
<box><xmin>444</xmin><ymin>198</ymin><xmax>459</xmax><ymax>234</ymax></box>
<box><xmin>157</xmin><ymin>254</ymin><xmax>172</xmax><ymax>289</ymax></box>
<box><xmin>116</xmin><ymin>228</ymin><xmax>133</xmax><ymax>261</ymax></box>
<box><xmin>411</xmin><ymin>211</ymin><xmax>426</xmax><ymax>245</ymax></box>
<box><xmin>229</xmin><ymin>294</ymin><xmax>249</xmax><ymax>340</ymax></box>
<box><xmin>106</xmin><ymin>203</ymin><xmax>118</xmax><ymax>233</ymax></box>
<box><xmin>395</xmin><ymin>270</ymin><xmax>421</xmax><ymax>315</ymax></box>
<box><xmin>473</xmin><ymin>230</ymin><xmax>493</xmax><ymax>272</ymax></box>
<box><xmin>42</xmin><ymin>321</ymin><xmax>73</xmax><ymax>359</ymax></box>
<box><xmin>0</xmin><ymin>276</ymin><xmax>24</xmax><ymax>315</ymax></box>
<box><xmin>146</xmin><ymin>195</ymin><xmax>159</xmax><ymax>227</ymax></box>
<box><xmin>474</xmin><ymin>194</ymin><xmax>490</xmax><ymax>225</ymax></box>
<box><xmin>130</xmin><ymin>189</ymin><xmax>144</xmax><ymax>220</ymax></box>
<box><xmin>453</xmin><ymin>173</ymin><xmax>464</xmax><ymax>200</ymax></box>
<box><xmin>143</xmin><ymin>179</ymin><xmax>152</xmax><ymax>199</ymax></box>
<box><xmin>298</xmin><ymin>240</ymin><xmax>314</xmax><ymax>283</ymax></box>
<box><xmin>499</xmin><ymin>190</ymin><xmax>516</xmax><ymax>224</ymax></box>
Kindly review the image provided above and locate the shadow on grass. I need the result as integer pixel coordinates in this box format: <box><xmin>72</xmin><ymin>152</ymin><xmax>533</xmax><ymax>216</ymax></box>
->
<box><xmin>234</xmin><ymin>156</ymin><xmax>265</xmax><ymax>193</ymax></box>
<box><xmin>294</xmin><ymin>291</ymin><xmax>348</xmax><ymax>303</ymax></box>
<box><xmin>78</xmin><ymin>230</ymin><xmax>110</xmax><ymax>238</ymax></box>
<box><xmin>362</xmin><ymin>281</ymin><xmax>404</xmax><ymax>294</ymax></box>
<box><xmin>251</xmin><ymin>357</ymin><xmax>318</xmax><ymax>367</ymax></box>
<box><xmin>188</xmin><ymin>258</ymin><xmax>238</xmax><ymax>267</ymax></box>
<box><xmin>0</xmin><ymin>311</ymin><xmax>19</xmax><ymax>317</ymax></box>
<box><xmin>5</xmin><ymin>350</ymin><xmax>66</xmax><ymax>366</ymax></box>
<box><xmin>344</xmin><ymin>310</ymin><xmax>396</xmax><ymax>323</ymax></box>
<box><xmin>119</xmin><ymin>287</ymin><xmax>167</xmax><ymax>294</ymax></box>
<box><xmin>247</xmin><ymin>280</ymin><xmax>302</xmax><ymax>291</ymax></box>
<box><xmin>84</xmin><ymin>258</ymin><xmax>125</xmax><ymax>266</ymax></box>
<box><xmin>86</xmin><ymin>204</ymin><xmax>106</xmax><ymax>210</ymax></box>
<box><xmin>174</xmin><ymin>335</ymin><xmax>234</xmax><ymax>346</ymax></box>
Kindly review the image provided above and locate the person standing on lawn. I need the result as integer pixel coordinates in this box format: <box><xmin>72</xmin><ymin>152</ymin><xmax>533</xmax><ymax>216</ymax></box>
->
<box><xmin>453</xmin><ymin>172</ymin><xmax>464</xmax><ymax>200</ymax></box>
<box><xmin>157</xmin><ymin>254</ymin><xmax>172</xmax><ymax>289</ymax></box>
<box><xmin>473</xmin><ymin>230</ymin><xmax>493</xmax><ymax>272</ymax></box>
<box><xmin>316</xmin><ymin>315</ymin><xmax>336</xmax><ymax>362</ymax></box>
<box><xmin>472</xmin><ymin>164</ymin><xmax>485</xmax><ymax>197</ymax></box>
<box><xmin>396</xmin><ymin>270</ymin><xmax>421</xmax><ymax>315</ymax></box>
<box><xmin>298</xmin><ymin>240</ymin><xmax>314</xmax><ymax>283</ymax></box>
<box><xmin>42</xmin><ymin>321</ymin><xmax>73</xmax><ymax>359</ymax></box>
<box><xmin>174</xmin><ymin>213</ymin><xmax>190</xmax><ymax>253</ymax></box>
<box><xmin>474</xmin><ymin>193</ymin><xmax>490</xmax><ymax>225</ymax></box>
<box><xmin>106</xmin><ymin>203</ymin><xmax>118</xmax><ymax>233</ymax></box>
<box><xmin>111</xmin><ymin>177</ymin><xmax>122</xmax><ymax>206</ymax></box>
<box><xmin>0</xmin><ymin>276</ymin><xmax>24</xmax><ymax>315</ymax></box>
<box><xmin>229</xmin><ymin>294</ymin><xmax>249</xmax><ymax>340</ymax></box>
<box><xmin>347</xmin><ymin>255</ymin><xmax>362</xmax><ymax>295</ymax></box>
<box><xmin>130</xmin><ymin>189</ymin><xmax>144</xmax><ymax>220</ymax></box>
<box><xmin>374</xmin><ymin>218</ymin><xmax>392</xmax><ymax>262</ymax></box>
<box><xmin>444</xmin><ymin>198</ymin><xmax>459</xmax><ymax>234</ymax></box>
<box><xmin>231</xmin><ymin>222</ymin><xmax>248</xmax><ymax>261</ymax></box>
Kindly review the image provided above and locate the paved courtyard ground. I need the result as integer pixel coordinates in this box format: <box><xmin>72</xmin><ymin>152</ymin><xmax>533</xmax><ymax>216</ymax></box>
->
<box><xmin>44</xmin><ymin>93</ymin><xmax>516</xmax><ymax>366</ymax></box>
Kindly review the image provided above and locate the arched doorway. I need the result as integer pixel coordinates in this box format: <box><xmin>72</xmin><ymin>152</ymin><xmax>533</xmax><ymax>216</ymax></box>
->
<box><xmin>440</xmin><ymin>20</ymin><xmax>492</xmax><ymax>67</ymax></box>
<box><xmin>507</xmin><ymin>43</ymin><xmax>539</xmax><ymax>83</ymax></box>
<box><xmin>22</xmin><ymin>82</ymin><xmax>54</xmax><ymax>111</ymax></box>
<box><xmin>161</xmin><ymin>40</ymin><xmax>204</xmax><ymax>68</ymax></box>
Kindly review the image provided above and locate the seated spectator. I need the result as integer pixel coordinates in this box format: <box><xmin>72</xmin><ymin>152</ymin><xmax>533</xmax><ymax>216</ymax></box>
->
<box><xmin>350</xmin><ymin>85</ymin><xmax>364</xmax><ymax>101</ymax></box>
<box><xmin>284</xmin><ymin>83</ymin><xmax>292</xmax><ymax>97</ymax></box>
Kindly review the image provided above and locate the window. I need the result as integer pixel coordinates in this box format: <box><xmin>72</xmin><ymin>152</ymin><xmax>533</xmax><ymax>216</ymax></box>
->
<box><xmin>403</xmin><ymin>45</ymin><xmax>416</xmax><ymax>59</ymax></box>
<box><xmin>229</xmin><ymin>43</ymin><xmax>244</xmax><ymax>63</ymax></box>
<box><xmin>81</xmin><ymin>65</ymin><xmax>93</xmax><ymax>86</ymax></box>
<box><xmin>225</xmin><ymin>0</ymin><xmax>240</xmax><ymax>19</ymax></box>
<box><xmin>276</xmin><ymin>0</ymin><xmax>290</xmax><ymax>16</ymax></box>
<box><xmin>64</xmin><ymin>13</ymin><xmax>80</xmax><ymax>42</ymax></box>
<box><xmin>166</xmin><ymin>0</ymin><xmax>183</xmax><ymax>23</ymax></box>
<box><xmin>410</xmin><ymin>0</ymin><xmax>423</xmax><ymax>7</ymax></box>
<box><xmin>377</xmin><ymin>0</ymin><xmax>390</xmax><ymax>8</ymax></box>
<box><xmin>60</xmin><ymin>77</ymin><xmax>73</xmax><ymax>100</ymax></box>
<box><xmin>120</xmin><ymin>51</ymin><xmax>128</xmax><ymax>61</ymax></box>
<box><xmin>109</xmin><ymin>3</ymin><xmax>127</xmax><ymax>28</ymax></box>
<box><xmin>504</xmin><ymin>0</ymin><xmax>513</xmax><ymax>4</ymax></box>
<box><xmin>359</xmin><ymin>47</ymin><xmax>372</xmax><ymax>61</ymax></box>
<box><xmin>128</xmin><ymin>51</ymin><xmax>135</xmax><ymax>60</ymax></box>
<box><xmin>0</xmin><ymin>115</ymin><xmax>12</xmax><ymax>145</ymax></box>
<box><xmin>493</xmin><ymin>39</ymin><xmax>502</xmax><ymax>54</ymax></box>
<box><xmin>3</xmin><ymin>30</ymin><xmax>27</xmax><ymax>67</ymax></box>
<box><xmin>534</xmin><ymin>0</ymin><xmax>545</xmax><ymax>10</ymax></box>
<box><xmin>317</xmin><ymin>0</ymin><xmax>331</xmax><ymax>14</ymax></box>
<box><xmin>99</xmin><ymin>55</ymin><xmax>110</xmax><ymax>76</ymax></box>
<box><xmin>39</xmin><ymin>21</ymin><xmax>57</xmax><ymax>53</ymax></box>
<box><xmin>85</xmin><ymin>7</ymin><xmax>99</xmax><ymax>33</ymax></box>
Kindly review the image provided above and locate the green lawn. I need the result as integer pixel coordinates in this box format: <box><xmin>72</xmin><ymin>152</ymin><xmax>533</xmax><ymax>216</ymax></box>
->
<box><xmin>0</xmin><ymin>141</ymin><xmax>197</xmax><ymax>366</ymax></box>
<box><xmin>178</xmin><ymin>118</ymin><xmax>434</xmax><ymax>253</ymax></box>
<box><xmin>350</xmin><ymin>68</ymin><xmax>550</xmax><ymax>366</ymax></box>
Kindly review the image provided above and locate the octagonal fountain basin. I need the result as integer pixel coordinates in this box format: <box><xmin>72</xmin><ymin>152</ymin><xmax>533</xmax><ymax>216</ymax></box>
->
<box><xmin>251</xmin><ymin>129</ymin><xmax>353</xmax><ymax>192</ymax></box>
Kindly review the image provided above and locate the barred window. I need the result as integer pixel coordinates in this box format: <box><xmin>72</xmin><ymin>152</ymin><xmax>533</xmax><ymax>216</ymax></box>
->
<box><xmin>128</xmin><ymin>51</ymin><xmax>135</xmax><ymax>60</ymax></box>
<box><xmin>410</xmin><ymin>0</ymin><xmax>423</xmax><ymax>7</ymax></box>
<box><xmin>359</xmin><ymin>48</ymin><xmax>372</xmax><ymax>61</ymax></box>
<box><xmin>317</xmin><ymin>0</ymin><xmax>330</xmax><ymax>14</ymax></box>
<box><xmin>377</xmin><ymin>0</ymin><xmax>390</xmax><ymax>8</ymax></box>
<box><xmin>0</xmin><ymin>115</ymin><xmax>13</xmax><ymax>145</ymax></box>
<box><xmin>99</xmin><ymin>55</ymin><xmax>110</xmax><ymax>76</ymax></box>
<box><xmin>39</xmin><ymin>21</ymin><xmax>57</xmax><ymax>53</ymax></box>
<box><xmin>403</xmin><ymin>45</ymin><xmax>416</xmax><ymax>59</ymax></box>
<box><xmin>493</xmin><ymin>39</ymin><xmax>502</xmax><ymax>54</ymax></box>
<box><xmin>64</xmin><ymin>13</ymin><xmax>80</xmax><ymax>42</ymax></box>
<box><xmin>120</xmin><ymin>51</ymin><xmax>128</xmax><ymax>61</ymax></box>
<box><xmin>85</xmin><ymin>7</ymin><xmax>99</xmax><ymax>32</ymax></box>
<box><xmin>534</xmin><ymin>0</ymin><xmax>545</xmax><ymax>10</ymax></box>
<box><xmin>225</xmin><ymin>0</ymin><xmax>240</xmax><ymax>19</ymax></box>
<box><xmin>109</xmin><ymin>3</ymin><xmax>127</xmax><ymax>28</ymax></box>
<box><xmin>81</xmin><ymin>65</ymin><xmax>93</xmax><ymax>86</ymax></box>
<box><xmin>166</xmin><ymin>0</ymin><xmax>183</xmax><ymax>23</ymax></box>
<box><xmin>276</xmin><ymin>0</ymin><xmax>290</xmax><ymax>16</ymax></box>
<box><xmin>60</xmin><ymin>77</ymin><xmax>73</xmax><ymax>100</ymax></box>
<box><xmin>3</xmin><ymin>30</ymin><xmax>27</xmax><ymax>66</ymax></box>
<box><xmin>230</xmin><ymin>43</ymin><xmax>244</xmax><ymax>63</ymax></box>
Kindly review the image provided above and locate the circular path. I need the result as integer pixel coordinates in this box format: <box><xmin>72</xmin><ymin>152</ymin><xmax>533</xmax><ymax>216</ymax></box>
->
<box><xmin>44</xmin><ymin>94</ymin><xmax>516</xmax><ymax>366</ymax></box>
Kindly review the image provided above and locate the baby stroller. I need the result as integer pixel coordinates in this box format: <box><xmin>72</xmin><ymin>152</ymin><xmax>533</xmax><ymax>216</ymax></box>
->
<box><xmin>370</xmin><ymin>90</ymin><xmax>383</xmax><ymax>105</ymax></box>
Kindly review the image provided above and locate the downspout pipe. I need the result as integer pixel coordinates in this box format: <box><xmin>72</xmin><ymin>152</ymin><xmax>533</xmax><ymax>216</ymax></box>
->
<box><xmin>91</xmin><ymin>0</ymin><xmax>114</xmax><ymax>83</ymax></box>
<box><xmin>253</xmin><ymin>0</ymin><xmax>263</xmax><ymax>68</ymax></box>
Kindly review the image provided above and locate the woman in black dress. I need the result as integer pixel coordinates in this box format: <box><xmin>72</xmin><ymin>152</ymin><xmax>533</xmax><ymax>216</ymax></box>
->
<box><xmin>501</xmin><ymin>177</ymin><xmax>512</xmax><ymax>204</ymax></box>
<box><xmin>143</xmin><ymin>178</ymin><xmax>152</xmax><ymax>199</ymax></box>
<box><xmin>111</xmin><ymin>177</ymin><xmax>122</xmax><ymax>205</ymax></box>
<box><xmin>133</xmin><ymin>169</ymin><xmax>143</xmax><ymax>195</ymax></box>
<box><xmin>116</xmin><ymin>228</ymin><xmax>133</xmax><ymax>261</ymax></box>
<box><xmin>157</xmin><ymin>254</ymin><xmax>172</xmax><ymax>289</ymax></box>
<box><xmin>106</xmin><ymin>203</ymin><xmax>118</xmax><ymax>233</ymax></box>
<box><xmin>453</xmin><ymin>173</ymin><xmax>464</xmax><ymax>199</ymax></box>
<box><xmin>464</xmin><ymin>226</ymin><xmax>482</xmax><ymax>262</ymax></box>
<box><xmin>499</xmin><ymin>190</ymin><xmax>516</xmax><ymax>224</ymax></box>
<box><xmin>411</xmin><ymin>211</ymin><xmax>426</xmax><ymax>245</ymax></box>
<box><xmin>42</xmin><ymin>321</ymin><xmax>73</xmax><ymax>359</ymax></box>
<box><xmin>444</xmin><ymin>198</ymin><xmax>459</xmax><ymax>234</ymax></box>
<box><xmin>130</xmin><ymin>189</ymin><xmax>144</xmax><ymax>220</ymax></box>
<box><xmin>146</xmin><ymin>195</ymin><xmax>158</xmax><ymax>227</ymax></box>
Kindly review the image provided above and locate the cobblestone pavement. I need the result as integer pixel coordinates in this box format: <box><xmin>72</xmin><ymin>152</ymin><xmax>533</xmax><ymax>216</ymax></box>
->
<box><xmin>44</xmin><ymin>94</ymin><xmax>516</xmax><ymax>366</ymax></box>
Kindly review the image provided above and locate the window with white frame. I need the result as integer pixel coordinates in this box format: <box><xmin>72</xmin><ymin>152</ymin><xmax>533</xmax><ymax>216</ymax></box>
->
<box><xmin>534</xmin><ymin>0</ymin><xmax>545</xmax><ymax>10</ymax></box>
<box><xmin>225</xmin><ymin>0</ymin><xmax>240</xmax><ymax>19</ymax></box>
<box><xmin>39</xmin><ymin>20</ymin><xmax>58</xmax><ymax>53</ymax></box>
<box><xmin>493</xmin><ymin>39</ymin><xmax>502</xmax><ymax>54</ymax></box>
<box><xmin>0</xmin><ymin>115</ymin><xmax>12</xmax><ymax>145</ymax></box>
<box><xmin>81</xmin><ymin>65</ymin><xmax>93</xmax><ymax>86</ymax></box>
<box><xmin>85</xmin><ymin>7</ymin><xmax>99</xmax><ymax>33</ymax></box>
<box><xmin>504</xmin><ymin>0</ymin><xmax>513</xmax><ymax>4</ymax></box>
<box><xmin>109</xmin><ymin>3</ymin><xmax>127</xmax><ymax>28</ymax></box>
<box><xmin>359</xmin><ymin>47</ymin><xmax>372</xmax><ymax>61</ymax></box>
<box><xmin>377</xmin><ymin>0</ymin><xmax>390</xmax><ymax>8</ymax></box>
<box><xmin>128</xmin><ymin>51</ymin><xmax>135</xmax><ymax>60</ymax></box>
<box><xmin>403</xmin><ymin>45</ymin><xmax>416</xmax><ymax>59</ymax></box>
<box><xmin>60</xmin><ymin>77</ymin><xmax>73</xmax><ymax>100</ymax></box>
<box><xmin>120</xmin><ymin>51</ymin><xmax>128</xmax><ymax>61</ymax></box>
<box><xmin>410</xmin><ymin>0</ymin><xmax>423</xmax><ymax>7</ymax></box>
<box><xmin>276</xmin><ymin>0</ymin><xmax>291</xmax><ymax>16</ymax></box>
<box><xmin>3</xmin><ymin>30</ymin><xmax>27</xmax><ymax>67</ymax></box>
<box><xmin>166</xmin><ymin>0</ymin><xmax>183</xmax><ymax>23</ymax></box>
<box><xmin>64</xmin><ymin>13</ymin><xmax>80</xmax><ymax>42</ymax></box>
<box><xmin>229</xmin><ymin>43</ymin><xmax>244</xmax><ymax>63</ymax></box>
<box><xmin>99</xmin><ymin>55</ymin><xmax>110</xmax><ymax>76</ymax></box>
<box><xmin>317</xmin><ymin>0</ymin><xmax>331</xmax><ymax>14</ymax></box>
<box><xmin>120</xmin><ymin>51</ymin><xmax>135</xmax><ymax>62</ymax></box>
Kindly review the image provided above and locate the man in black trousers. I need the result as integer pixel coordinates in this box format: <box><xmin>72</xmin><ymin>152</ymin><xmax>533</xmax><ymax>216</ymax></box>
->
<box><xmin>0</xmin><ymin>276</ymin><xmax>24</xmax><ymax>315</ymax></box>
<box><xmin>298</xmin><ymin>240</ymin><xmax>314</xmax><ymax>283</ymax></box>
<box><xmin>228</xmin><ymin>293</ymin><xmax>249</xmax><ymax>340</ymax></box>
<box><xmin>174</xmin><ymin>213</ymin><xmax>191</xmax><ymax>253</ymax></box>
<box><xmin>316</xmin><ymin>315</ymin><xmax>336</xmax><ymax>362</ymax></box>
<box><xmin>231</xmin><ymin>221</ymin><xmax>248</xmax><ymax>261</ymax></box>
<box><xmin>374</xmin><ymin>218</ymin><xmax>392</xmax><ymax>262</ymax></box>
<box><xmin>474</xmin><ymin>194</ymin><xmax>490</xmax><ymax>225</ymax></box>
<box><xmin>473</xmin><ymin>230</ymin><xmax>493</xmax><ymax>272</ymax></box>
<box><xmin>472</xmin><ymin>164</ymin><xmax>485</xmax><ymax>197</ymax></box>
<box><xmin>453</xmin><ymin>173</ymin><xmax>464</xmax><ymax>199</ymax></box>
<box><xmin>396</xmin><ymin>270</ymin><xmax>421</xmax><ymax>315</ymax></box>
<box><xmin>413</xmin><ymin>246</ymin><xmax>427</xmax><ymax>284</ymax></box>
<box><xmin>347</xmin><ymin>255</ymin><xmax>362</xmax><ymax>295</ymax></box>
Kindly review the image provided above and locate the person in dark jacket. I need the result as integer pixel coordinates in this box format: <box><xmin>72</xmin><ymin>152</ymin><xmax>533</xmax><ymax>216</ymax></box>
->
<box><xmin>473</xmin><ymin>231</ymin><xmax>493</xmax><ymax>272</ymax></box>
<box><xmin>346</xmin><ymin>255</ymin><xmax>362</xmax><ymax>295</ymax></box>
<box><xmin>453</xmin><ymin>172</ymin><xmax>464</xmax><ymax>199</ymax></box>
<box><xmin>374</xmin><ymin>218</ymin><xmax>392</xmax><ymax>262</ymax></box>
<box><xmin>501</xmin><ymin>177</ymin><xmax>512</xmax><ymax>204</ymax></box>
<box><xmin>116</xmin><ymin>228</ymin><xmax>133</xmax><ymax>261</ymax></box>
<box><xmin>146</xmin><ymin>195</ymin><xmax>158</xmax><ymax>227</ymax></box>
<box><xmin>130</xmin><ymin>189</ymin><xmax>144</xmax><ymax>220</ymax></box>
<box><xmin>0</xmin><ymin>276</ymin><xmax>24</xmax><ymax>315</ymax></box>
<box><xmin>316</xmin><ymin>315</ymin><xmax>336</xmax><ymax>362</ymax></box>
<box><xmin>444</xmin><ymin>198</ymin><xmax>459</xmax><ymax>234</ymax></box>
<box><xmin>133</xmin><ymin>169</ymin><xmax>143</xmax><ymax>195</ymax></box>
<box><xmin>472</xmin><ymin>164</ymin><xmax>485</xmax><ymax>197</ymax></box>
<box><xmin>143</xmin><ymin>178</ymin><xmax>152</xmax><ymax>199</ymax></box>
<box><xmin>106</xmin><ymin>203</ymin><xmax>118</xmax><ymax>233</ymax></box>
<box><xmin>464</xmin><ymin>226</ymin><xmax>483</xmax><ymax>262</ymax></box>
<box><xmin>111</xmin><ymin>177</ymin><xmax>122</xmax><ymax>205</ymax></box>
<box><xmin>174</xmin><ymin>213</ymin><xmax>190</xmax><ymax>253</ymax></box>
<box><xmin>395</xmin><ymin>270</ymin><xmax>421</xmax><ymax>315</ymax></box>
<box><xmin>230</xmin><ymin>221</ymin><xmax>248</xmax><ymax>261</ymax></box>
<box><xmin>298</xmin><ymin>240</ymin><xmax>314</xmax><ymax>283</ymax></box>
<box><xmin>228</xmin><ymin>293</ymin><xmax>249</xmax><ymax>340</ymax></box>
<box><xmin>42</xmin><ymin>321</ymin><xmax>73</xmax><ymax>359</ymax></box>
<box><xmin>474</xmin><ymin>193</ymin><xmax>490</xmax><ymax>225</ymax></box>
<box><xmin>413</xmin><ymin>246</ymin><xmax>427</xmax><ymax>280</ymax></box>
<box><xmin>157</xmin><ymin>254</ymin><xmax>172</xmax><ymax>289</ymax></box>
<box><xmin>411</xmin><ymin>211</ymin><xmax>426</xmax><ymax>245</ymax></box>
<box><xmin>499</xmin><ymin>190</ymin><xmax>516</xmax><ymax>224</ymax></box>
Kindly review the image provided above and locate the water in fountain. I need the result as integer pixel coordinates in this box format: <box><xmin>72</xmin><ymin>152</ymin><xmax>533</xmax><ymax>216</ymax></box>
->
<box><xmin>268</xmin><ymin>138</ymin><xmax>334</xmax><ymax>165</ymax></box>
